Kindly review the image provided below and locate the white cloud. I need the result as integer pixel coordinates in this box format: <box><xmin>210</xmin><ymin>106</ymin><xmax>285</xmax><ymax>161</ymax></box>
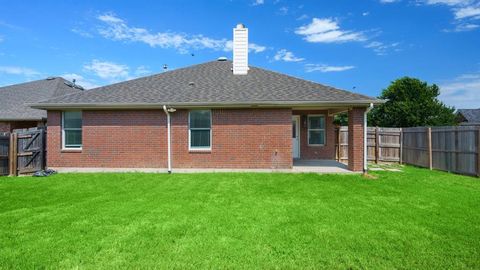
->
<box><xmin>96</xmin><ymin>13</ymin><xmax>266</xmax><ymax>54</ymax></box>
<box><xmin>364</xmin><ymin>41</ymin><xmax>400</xmax><ymax>55</ymax></box>
<box><xmin>252</xmin><ymin>0</ymin><xmax>264</xmax><ymax>6</ymax></box>
<box><xmin>305</xmin><ymin>64</ymin><xmax>355</xmax><ymax>73</ymax></box>
<box><xmin>295</xmin><ymin>18</ymin><xmax>366</xmax><ymax>43</ymax></box>
<box><xmin>449</xmin><ymin>22</ymin><xmax>480</xmax><ymax>31</ymax></box>
<box><xmin>380</xmin><ymin>0</ymin><xmax>480</xmax><ymax>31</ymax></box>
<box><xmin>71</xmin><ymin>28</ymin><xmax>93</xmax><ymax>38</ymax></box>
<box><xmin>247</xmin><ymin>43</ymin><xmax>267</xmax><ymax>53</ymax></box>
<box><xmin>277</xmin><ymin>6</ymin><xmax>289</xmax><ymax>15</ymax></box>
<box><xmin>423</xmin><ymin>0</ymin><xmax>480</xmax><ymax>30</ymax></box>
<box><xmin>60</xmin><ymin>73</ymin><xmax>100</xmax><ymax>89</ymax></box>
<box><xmin>362</xmin><ymin>12</ymin><xmax>370</xmax><ymax>16</ymax></box>
<box><xmin>454</xmin><ymin>5</ymin><xmax>480</xmax><ymax>19</ymax></box>
<box><xmin>135</xmin><ymin>65</ymin><xmax>151</xmax><ymax>76</ymax></box>
<box><xmin>83</xmin><ymin>59</ymin><xmax>129</xmax><ymax>80</ymax></box>
<box><xmin>273</xmin><ymin>49</ymin><xmax>304</xmax><ymax>62</ymax></box>
<box><xmin>297</xmin><ymin>14</ymin><xmax>309</xmax><ymax>20</ymax></box>
<box><xmin>424</xmin><ymin>0</ymin><xmax>473</xmax><ymax>6</ymax></box>
<box><xmin>439</xmin><ymin>71</ymin><xmax>480</xmax><ymax>108</ymax></box>
<box><xmin>0</xmin><ymin>66</ymin><xmax>40</xmax><ymax>76</ymax></box>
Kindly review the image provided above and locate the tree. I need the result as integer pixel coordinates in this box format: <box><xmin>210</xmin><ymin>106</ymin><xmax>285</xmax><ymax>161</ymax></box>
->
<box><xmin>333</xmin><ymin>112</ymin><xmax>348</xmax><ymax>126</ymax></box>
<box><xmin>368</xmin><ymin>77</ymin><xmax>456</xmax><ymax>127</ymax></box>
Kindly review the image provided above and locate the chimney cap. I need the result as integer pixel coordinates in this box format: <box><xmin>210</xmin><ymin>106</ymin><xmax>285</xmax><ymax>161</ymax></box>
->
<box><xmin>236</xmin><ymin>23</ymin><xmax>246</xmax><ymax>29</ymax></box>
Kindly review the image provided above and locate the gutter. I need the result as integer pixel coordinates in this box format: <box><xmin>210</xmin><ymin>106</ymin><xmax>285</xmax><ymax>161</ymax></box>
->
<box><xmin>162</xmin><ymin>105</ymin><xmax>176</xmax><ymax>173</ymax></box>
<box><xmin>364</xmin><ymin>103</ymin><xmax>374</xmax><ymax>172</ymax></box>
<box><xmin>29</xmin><ymin>100</ymin><xmax>385</xmax><ymax>110</ymax></box>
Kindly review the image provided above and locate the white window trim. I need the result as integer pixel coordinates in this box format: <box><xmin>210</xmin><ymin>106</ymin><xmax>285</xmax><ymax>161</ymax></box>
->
<box><xmin>62</xmin><ymin>111</ymin><xmax>82</xmax><ymax>150</ymax></box>
<box><xmin>307</xmin><ymin>114</ymin><xmax>326</xmax><ymax>146</ymax></box>
<box><xmin>188</xmin><ymin>110</ymin><xmax>212</xmax><ymax>151</ymax></box>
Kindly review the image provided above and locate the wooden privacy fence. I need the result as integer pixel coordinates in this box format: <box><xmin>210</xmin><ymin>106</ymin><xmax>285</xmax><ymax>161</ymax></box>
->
<box><xmin>337</xmin><ymin>126</ymin><xmax>480</xmax><ymax>177</ymax></box>
<box><xmin>335</xmin><ymin>127</ymin><xmax>402</xmax><ymax>164</ymax></box>
<box><xmin>0</xmin><ymin>128</ymin><xmax>46</xmax><ymax>176</ymax></box>
<box><xmin>403</xmin><ymin>126</ymin><xmax>480</xmax><ymax>177</ymax></box>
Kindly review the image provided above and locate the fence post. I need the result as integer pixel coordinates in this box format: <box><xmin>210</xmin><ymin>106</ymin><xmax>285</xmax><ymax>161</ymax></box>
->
<box><xmin>375</xmin><ymin>127</ymin><xmax>379</xmax><ymax>164</ymax></box>
<box><xmin>9</xmin><ymin>133</ymin><xmax>17</xmax><ymax>176</ymax></box>
<box><xmin>336</xmin><ymin>128</ymin><xmax>341</xmax><ymax>162</ymax></box>
<box><xmin>427</xmin><ymin>127</ymin><xmax>432</xmax><ymax>170</ymax></box>
<box><xmin>477</xmin><ymin>127</ymin><xmax>480</xmax><ymax>177</ymax></box>
<box><xmin>399</xmin><ymin>128</ymin><xmax>403</xmax><ymax>165</ymax></box>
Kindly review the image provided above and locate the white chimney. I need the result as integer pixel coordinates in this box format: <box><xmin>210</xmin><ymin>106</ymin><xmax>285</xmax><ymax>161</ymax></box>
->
<box><xmin>233</xmin><ymin>23</ymin><xmax>248</xmax><ymax>75</ymax></box>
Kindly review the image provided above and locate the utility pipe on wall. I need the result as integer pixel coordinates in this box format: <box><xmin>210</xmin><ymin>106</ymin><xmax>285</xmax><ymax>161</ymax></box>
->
<box><xmin>163</xmin><ymin>105</ymin><xmax>176</xmax><ymax>173</ymax></box>
<box><xmin>364</xmin><ymin>103</ymin><xmax>374</xmax><ymax>172</ymax></box>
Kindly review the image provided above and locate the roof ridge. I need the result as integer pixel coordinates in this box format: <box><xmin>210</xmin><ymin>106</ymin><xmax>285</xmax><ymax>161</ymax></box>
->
<box><xmin>33</xmin><ymin>78</ymin><xmax>83</xmax><ymax>103</ymax></box>
<box><xmin>53</xmin><ymin>77</ymin><xmax>66</xmax><ymax>96</ymax></box>
<box><xmin>0</xmin><ymin>77</ymin><xmax>51</xmax><ymax>90</ymax></box>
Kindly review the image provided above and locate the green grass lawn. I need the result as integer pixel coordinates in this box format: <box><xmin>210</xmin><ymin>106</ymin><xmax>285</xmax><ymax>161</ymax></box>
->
<box><xmin>1</xmin><ymin>167</ymin><xmax>479</xmax><ymax>269</ymax></box>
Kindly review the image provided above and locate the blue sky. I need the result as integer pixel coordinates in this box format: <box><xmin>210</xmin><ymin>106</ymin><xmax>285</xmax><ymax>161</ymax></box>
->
<box><xmin>0</xmin><ymin>0</ymin><xmax>479</xmax><ymax>108</ymax></box>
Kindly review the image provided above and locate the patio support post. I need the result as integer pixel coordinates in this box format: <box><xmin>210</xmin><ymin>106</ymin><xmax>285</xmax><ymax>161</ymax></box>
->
<box><xmin>348</xmin><ymin>107</ymin><xmax>366</xmax><ymax>172</ymax></box>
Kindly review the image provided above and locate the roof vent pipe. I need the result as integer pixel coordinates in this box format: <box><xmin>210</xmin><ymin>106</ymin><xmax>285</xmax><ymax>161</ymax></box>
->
<box><xmin>233</xmin><ymin>23</ymin><xmax>248</xmax><ymax>75</ymax></box>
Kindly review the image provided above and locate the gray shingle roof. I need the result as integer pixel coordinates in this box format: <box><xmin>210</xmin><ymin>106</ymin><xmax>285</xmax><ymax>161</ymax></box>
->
<box><xmin>457</xmin><ymin>108</ymin><xmax>480</xmax><ymax>123</ymax></box>
<box><xmin>33</xmin><ymin>60</ymin><xmax>380</xmax><ymax>108</ymax></box>
<box><xmin>0</xmin><ymin>77</ymin><xmax>83</xmax><ymax>120</ymax></box>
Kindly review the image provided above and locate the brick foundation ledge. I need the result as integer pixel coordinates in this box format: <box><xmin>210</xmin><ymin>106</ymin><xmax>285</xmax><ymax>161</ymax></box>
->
<box><xmin>48</xmin><ymin>167</ymin><xmax>358</xmax><ymax>174</ymax></box>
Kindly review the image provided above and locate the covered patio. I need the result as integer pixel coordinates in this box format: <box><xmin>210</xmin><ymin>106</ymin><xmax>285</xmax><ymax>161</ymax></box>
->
<box><xmin>291</xmin><ymin>107</ymin><xmax>370</xmax><ymax>173</ymax></box>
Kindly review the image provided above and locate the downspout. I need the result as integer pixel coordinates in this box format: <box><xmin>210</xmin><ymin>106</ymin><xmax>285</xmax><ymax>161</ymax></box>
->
<box><xmin>163</xmin><ymin>105</ymin><xmax>174</xmax><ymax>174</ymax></box>
<box><xmin>364</xmin><ymin>103</ymin><xmax>374</xmax><ymax>172</ymax></box>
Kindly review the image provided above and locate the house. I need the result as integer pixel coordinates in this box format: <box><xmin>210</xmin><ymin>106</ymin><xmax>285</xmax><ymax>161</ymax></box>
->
<box><xmin>32</xmin><ymin>24</ymin><xmax>382</xmax><ymax>172</ymax></box>
<box><xmin>0</xmin><ymin>77</ymin><xmax>84</xmax><ymax>132</ymax></box>
<box><xmin>456</xmin><ymin>109</ymin><xmax>480</xmax><ymax>126</ymax></box>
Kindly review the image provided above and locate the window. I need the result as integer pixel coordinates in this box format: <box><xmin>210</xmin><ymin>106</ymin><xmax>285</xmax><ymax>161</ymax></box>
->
<box><xmin>62</xmin><ymin>111</ymin><xmax>82</xmax><ymax>149</ymax></box>
<box><xmin>189</xmin><ymin>110</ymin><xmax>211</xmax><ymax>150</ymax></box>
<box><xmin>292</xmin><ymin>119</ymin><xmax>297</xmax><ymax>138</ymax></box>
<box><xmin>308</xmin><ymin>115</ymin><xmax>325</xmax><ymax>145</ymax></box>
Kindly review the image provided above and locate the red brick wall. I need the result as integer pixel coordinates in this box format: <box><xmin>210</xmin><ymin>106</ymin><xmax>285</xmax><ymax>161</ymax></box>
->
<box><xmin>47</xmin><ymin>109</ymin><xmax>292</xmax><ymax>169</ymax></box>
<box><xmin>292</xmin><ymin>110</ymin><xmax>336</xmax><ymax>160</ymax></box>
<box><xmin>348</xmin><ymin>108</ymin><xmax>365</xmax><ymax>172</ymax></box>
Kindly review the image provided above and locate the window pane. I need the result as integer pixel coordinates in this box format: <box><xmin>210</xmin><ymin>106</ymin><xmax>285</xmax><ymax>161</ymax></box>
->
<box><xmin>308</xmin><ymin>116</ymin><xmax>325</xmax><ymax>129</ymax></box>
<box><xmin>309</xmin><ymin>130</ymin><xmax>325</xmax><ymax>145</ymax></box>
<box><xmin>64</xmin><ymin>111</ymin><xmax>82</xmax><ymax>128</ymax></box>
<box><xmin>191</xmin><ymin>130</ymin><xmax>210</xmax><ymax>148</ymax></box>
<box><xmin>292</xmin><ymin>120</ymin><xmax>297</xmax><ymax>138</ymax></box>
<box><xmin>65</xmin><ymin>130</ymin><xmax>82</xmax><ymax>147</ymax></box>
<box><xmin>190</xmin><ymin>110</ymin><xmax>211</xmax><ymax>129</ymax></box>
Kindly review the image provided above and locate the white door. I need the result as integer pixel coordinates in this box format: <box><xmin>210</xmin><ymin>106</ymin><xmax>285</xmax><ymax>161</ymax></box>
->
<box><xmin>292</xmin><ymin>116</ymin><xmax>300</xmax><ymax>159</ymax></box>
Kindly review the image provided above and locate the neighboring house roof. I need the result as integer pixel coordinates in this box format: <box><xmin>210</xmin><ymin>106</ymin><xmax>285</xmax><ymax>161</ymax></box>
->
<box><xmin>457</xmin><ymin>108</ymin><xmax>480</xmax><ymax>125</ymax></box>
<box><xmin>32</xmin><ymin>60</ymin><xmax>382</xmax><ymax>109</ymax></box>
<box><xmin>0</xmin><ymin>77</ymin><xmax>84</xmax><ymax>121</ymax></box>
